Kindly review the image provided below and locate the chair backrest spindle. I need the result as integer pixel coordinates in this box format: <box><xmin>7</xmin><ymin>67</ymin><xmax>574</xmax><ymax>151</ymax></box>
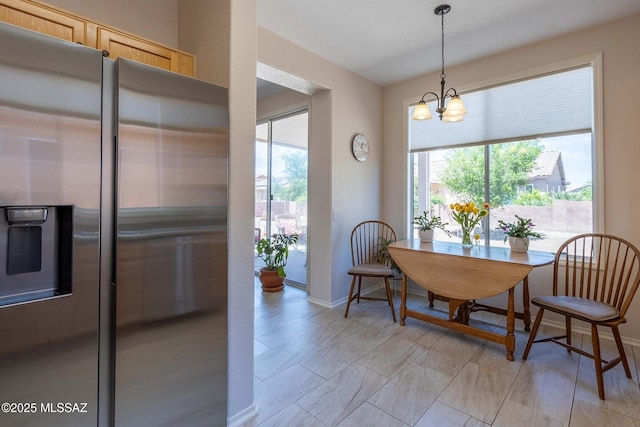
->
<box><xmin>350</xmin><ymin>220</ymin><xmax>396</xmax><ymax>267</ymax></box>
<box><xmin>553</xmin><ymin>233</ymin><xmax>640</xmax><ymax>318</ymax></box>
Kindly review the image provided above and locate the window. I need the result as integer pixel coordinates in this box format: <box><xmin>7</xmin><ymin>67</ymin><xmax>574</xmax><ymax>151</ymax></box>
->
<box><xmin>408</xmin><ymin>60</ymin><xmax>601</xmax><ymax>253</ymax></box>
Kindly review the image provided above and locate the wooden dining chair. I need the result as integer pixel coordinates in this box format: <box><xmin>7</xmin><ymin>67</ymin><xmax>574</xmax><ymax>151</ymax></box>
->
<box><xmin>344</xmin><ymin>220</ymin><xmax>397</xmax><ymax>322</ymax></box>
<box><xmin>523</xmin><ymin>233</ymin><xmax>640</xmax><ymax>400</ymax></box>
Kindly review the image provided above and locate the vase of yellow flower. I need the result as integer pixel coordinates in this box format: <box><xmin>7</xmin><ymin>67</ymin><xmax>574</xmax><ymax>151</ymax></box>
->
<box><xmin>450</xmin><ymin>201</ymin><xmax>490</xmax><ymax>248</ymax></box>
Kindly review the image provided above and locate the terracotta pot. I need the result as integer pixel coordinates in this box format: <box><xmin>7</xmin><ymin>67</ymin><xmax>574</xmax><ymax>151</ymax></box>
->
<box><xmin>509</xmin><ymin>236</ymin><xmax>529</xmax><ymax>252</ymax></box>
<box><xmin>418</xmin><ymin>229</ymin><xmax>435</xmax><ymax>243</ymax></box>
<box><xmin>259</xmin><ymin>268</ymin><xmax>285</xmax><ymax>292</ymax></box>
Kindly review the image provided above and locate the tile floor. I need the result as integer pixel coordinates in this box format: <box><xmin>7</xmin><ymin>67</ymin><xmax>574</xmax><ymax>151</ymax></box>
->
<box><xmin>244</xmin><ymin>280</ymin><xmax>640</xmax><ymax>426</ymax></box>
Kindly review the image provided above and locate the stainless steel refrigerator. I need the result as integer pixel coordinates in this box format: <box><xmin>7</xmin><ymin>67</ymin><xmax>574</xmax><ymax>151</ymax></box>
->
<box><xmin>0</xmin><ymin>23</ymin><xmax>228</xmax><ymax>427</ymax></box>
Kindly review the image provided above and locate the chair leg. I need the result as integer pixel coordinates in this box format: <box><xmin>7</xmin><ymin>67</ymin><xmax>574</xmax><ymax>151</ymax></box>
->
<box><xmin>612</xmin><ymin>326</ymin><xmax>632</xmax><ymax>378</ymax></box>
<box><xmin>384</xmin><ymin>277</ymin><xmax>397</xmax><ymax>323</ymax></box>
<box><xmin>523</xmin><ymin>308</ymin><xmax>544</xmax><ymax>360</ymax></box>
<box><xmin>356</xmin><ymin>277</ymin><xmax>362</xmax><ymax>303</ymax></box>
<box><xmin>565</xmin><ymin>316</ymin><xmax>572</xmax><ymax>353</ymax></box>
<box><xmin>591</xmin><ymin>324</ymin><xmax>605</xmax><ymax>400</ymax></box>
<box><xmin>344</xmin><ymin>276</ymin><xmax>357</xmax><ymax>318</ymax></box>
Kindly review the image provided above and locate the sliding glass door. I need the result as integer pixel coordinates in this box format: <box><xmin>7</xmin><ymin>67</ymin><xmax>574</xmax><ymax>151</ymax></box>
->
<box><xmin>255</xmin><ymin>110</ymin><xmax>308</xmax><ymax>287</ymax></box>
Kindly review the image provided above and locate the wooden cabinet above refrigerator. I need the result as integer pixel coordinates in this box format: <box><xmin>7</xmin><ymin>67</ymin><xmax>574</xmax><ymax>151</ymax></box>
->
<box><xmin>0</xmin><ymin>0</ymin><xmax>195</xmax><ymax>77</ymax></box>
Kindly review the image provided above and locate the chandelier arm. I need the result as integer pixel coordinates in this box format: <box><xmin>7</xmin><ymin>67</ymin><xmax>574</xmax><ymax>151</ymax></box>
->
<box><xmin>419</xmin><ymin>91</ymin><xmax>440</xmax><ymax>103</ymax></box>
<box><xmin>444</xmin><ymin>87</ymin><xmax>458</xmax><ymax>99</ymax></box>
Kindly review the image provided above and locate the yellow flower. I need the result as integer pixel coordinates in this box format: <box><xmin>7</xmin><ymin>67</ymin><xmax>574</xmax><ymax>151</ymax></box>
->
<box><xmin>450</xmin><ymin>203</ymin><xmax>454</xmax><ymax>209</ymax></box>
<box><xmin>473</xmin><ymin>207</ymin><xmax>479</xmax><ymax>215</ymax></box>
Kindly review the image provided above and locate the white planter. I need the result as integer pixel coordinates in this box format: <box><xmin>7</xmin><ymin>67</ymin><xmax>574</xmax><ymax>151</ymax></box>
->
<box><xmin>419</xmin><ymin>229</ymin><xmax>435</xmax><ymax>243</ymax></box>
<box><xmin>509</xmin><ymin>236</ymin><xmax>529</xmax><ymax>252</ymax></box>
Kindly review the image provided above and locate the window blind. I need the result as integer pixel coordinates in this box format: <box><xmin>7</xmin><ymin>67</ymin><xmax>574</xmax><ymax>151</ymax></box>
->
<box><xmin>409</xmin><ymin>66</ymin><xmax>593</xmax><ymax>152</ymax></box>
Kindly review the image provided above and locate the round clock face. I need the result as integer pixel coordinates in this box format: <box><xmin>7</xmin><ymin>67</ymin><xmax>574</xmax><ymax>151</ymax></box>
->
<box><xmin>352</xmin><ymin>134</ymin><xmax>370</xmax><ymax>162</ymax></box>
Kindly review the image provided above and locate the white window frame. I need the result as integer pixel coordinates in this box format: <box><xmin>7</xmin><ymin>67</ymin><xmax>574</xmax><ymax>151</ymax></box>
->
<box><xmin>402</xmin><ymin>53</ymin><xmax>604</xmax><ymax>244</ymax></box>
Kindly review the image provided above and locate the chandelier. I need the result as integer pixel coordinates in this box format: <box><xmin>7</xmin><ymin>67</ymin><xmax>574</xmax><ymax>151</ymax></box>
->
<box><xmin>412</xmin><ymin>4</ymin><xmax>467</xmax><ymax>122</ymax></box>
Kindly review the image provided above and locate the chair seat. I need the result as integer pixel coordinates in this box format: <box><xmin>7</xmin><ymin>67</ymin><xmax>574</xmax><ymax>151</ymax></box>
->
<box><xmin>348</xmin><ymin>263</ymin><xmax>394</xmax><ymax>277</ymax></box>
<box><xmin>532</xmin><ymin>295</ymin><xmax>619</xmax><ymax>322</ymax></box>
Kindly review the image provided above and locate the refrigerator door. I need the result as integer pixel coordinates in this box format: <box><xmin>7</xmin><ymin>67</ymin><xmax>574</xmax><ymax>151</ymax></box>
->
<box><xmin>0</xmin><ymin>23</ymin><xmax>102</xmax><ymax>426</ymax></box>
<box><xmin>114</xmin><ymin>59</ymin><xmax>228</xmax><ymax>426</ymax></box>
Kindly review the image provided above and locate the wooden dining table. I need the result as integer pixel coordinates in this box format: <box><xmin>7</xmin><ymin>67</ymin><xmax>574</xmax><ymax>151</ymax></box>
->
<box><xmin>388</xmin><ymin>240</ymin><xmax>554</xmax><ymax>360</ymax></box>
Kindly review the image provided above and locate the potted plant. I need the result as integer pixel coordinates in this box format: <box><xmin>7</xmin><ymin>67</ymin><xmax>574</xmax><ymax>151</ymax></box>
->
<box><xmin>412</xmin><ymin>211</ymin><xmax>451</xmax><ymax>242</ymax></box>
<box><xmin>255</xmin><ymin>233</ymin><xmax>298</xmax><ymax>292</ymax></box>
<box><xmin>496</xmin><ymin>215</ymin><xmax>542</xmax><ymax>252</ymax></box>
<box><xmin>372</xmin><ymin>236</ymin><xmax>402</xmax><ymax>276</ymax></box>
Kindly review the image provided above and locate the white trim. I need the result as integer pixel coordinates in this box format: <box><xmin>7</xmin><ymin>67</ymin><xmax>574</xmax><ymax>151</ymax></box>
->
<box><xmin>591</xmin><ymin>53</ymin><xmax>605</xmax><ymax>233</ymax></box>
<box><xmin>401</xmin><ymin>100</ymin><xmax>412</xmax><ymax>240</ymax></box>
<box><xmin>227</xmin><ymin>403</ymin><xmax>259</xmax><ymax>427</ymax></box>
<box><xmin>311</xmin><ymin>281</ymin><xmax>392</xmax><ymax>309</ymax></box>
<box><xmin>308</xmin><ymin>295</ymin><xmax>340</xmax><ymax>308</ymax></box>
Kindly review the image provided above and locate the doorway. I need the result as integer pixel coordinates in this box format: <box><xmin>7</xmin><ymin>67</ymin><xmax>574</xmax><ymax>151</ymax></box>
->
<box><xmin>255</xmin><ymin>110</ymin><xmax>308</xmax><ymax>287</ymax></box>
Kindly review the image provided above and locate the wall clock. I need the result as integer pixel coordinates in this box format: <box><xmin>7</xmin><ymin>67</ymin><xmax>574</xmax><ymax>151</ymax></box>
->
<box><xmin>351</xmin><ymin>133</ymin><xmax>370</xmax><ymax>162</ymax></box>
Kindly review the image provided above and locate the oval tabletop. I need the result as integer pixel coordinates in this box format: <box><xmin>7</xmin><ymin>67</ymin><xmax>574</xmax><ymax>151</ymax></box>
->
<box><xmin>388</xmin><ymin>240</ymin><xmax>555</xmax><ymax>301</ymax></box>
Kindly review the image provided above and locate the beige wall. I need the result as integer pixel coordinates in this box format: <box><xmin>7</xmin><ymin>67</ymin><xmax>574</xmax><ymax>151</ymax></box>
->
<box><xmin>178</xmin><ymin>0</ymin><xmax>229</xmax><ymax>86</ymax></box>
<box><xmin>382</xmin><ymin>13</ymin><xmax>640</xmax><ymax>342</ymax></box>
<box><xmin>257</xmin><ymin>28</ymin><xmax>385</xmax><ymax>306</ymax></box>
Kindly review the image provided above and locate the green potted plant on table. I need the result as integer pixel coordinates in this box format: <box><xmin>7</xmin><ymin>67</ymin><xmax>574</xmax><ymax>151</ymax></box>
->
<box><xmin>255</xmin><ymin>233</ymin><xmax>298</xmax><ymax>292</ymax></box>
<box><xmin>496</xmin><ymin>215</ymin><xmax>542</xmax><ymax>252</ymax></box>
<box><xmin>412</xmin><ymin>211</ymin><xmax>451</xmax><ymax>243</ymax></box>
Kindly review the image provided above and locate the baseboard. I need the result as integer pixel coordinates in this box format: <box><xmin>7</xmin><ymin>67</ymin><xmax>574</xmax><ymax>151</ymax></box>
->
<box><xmin>227</xmin><ymin>403</ymin><xmax>258</xmax><ymax>427</ymax></box>
<box><xmin>307</xmin><ymin>296</ymin><xmax>341</xmax><ymax>308</ymax></box>
<box><xmin>309</xmin><ymin>280</ymin><xmax>396</xmax><ymax>309</ymax></box>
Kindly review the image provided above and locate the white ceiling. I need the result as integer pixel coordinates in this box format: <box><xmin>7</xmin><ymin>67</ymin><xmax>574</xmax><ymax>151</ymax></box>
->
<box><xmin>257</xmin><ymin>0</ymin><xmax>640</xmax><ymax>87</ymax></box>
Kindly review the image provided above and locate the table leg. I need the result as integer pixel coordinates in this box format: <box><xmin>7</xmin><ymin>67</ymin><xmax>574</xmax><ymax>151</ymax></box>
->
<box><xmin>400</xmin><ymin>273</ymin><xmax>407</xmax><ymax>326</ymax></box>
<box><xmin>428</xmin><ymin>291</ymin><xmax>435</xmax><ymax>307</ymax></box>
<box><xmin>506</xmin><ymin>287</ymin><xmax>515</xmax><ymax>361</ymax></box>
<box><xmin>522</xmin><ymin>276</ymin><xmax>531</xmax><ymax>332</ymax></box>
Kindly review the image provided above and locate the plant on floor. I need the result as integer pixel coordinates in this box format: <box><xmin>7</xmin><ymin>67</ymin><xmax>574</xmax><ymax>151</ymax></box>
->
<box><xmin>372</xmin><ymin>236</ymin><xmax>402</xmax><ymax>275</ymax></box>
<box><xmin>255</xmin><ymin>233</ymin><xmax>298</xmax><ymax>277</ymax></box>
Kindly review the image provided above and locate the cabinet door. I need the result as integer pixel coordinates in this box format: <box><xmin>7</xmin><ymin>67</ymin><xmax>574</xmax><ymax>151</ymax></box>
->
<box><xmin>95</xmin><ymin>26</ymin><xmax>194</xmax><ymax>76</ymax></box>
<box><xmin>0</xmin><ymin>0</ymin><xmax>85</xmax><ymax>43</ymax></box>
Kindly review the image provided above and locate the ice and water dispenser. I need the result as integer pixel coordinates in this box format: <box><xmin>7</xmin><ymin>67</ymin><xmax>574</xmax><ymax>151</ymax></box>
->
<box><xmin>0</xmin><ymin>205</ymin><xmax>73</xmax><ymax>306</ymax></box>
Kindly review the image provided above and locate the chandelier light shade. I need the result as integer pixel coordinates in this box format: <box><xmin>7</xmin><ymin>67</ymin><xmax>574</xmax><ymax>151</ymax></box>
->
<box><xmin>411</xmin><ymin>4</ymin><xmax>467</xmax><ymax>122</ymax></box>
